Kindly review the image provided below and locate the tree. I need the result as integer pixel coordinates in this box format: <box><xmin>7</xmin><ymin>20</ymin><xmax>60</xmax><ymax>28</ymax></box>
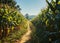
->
<box><xmin>0</xmin><ymin>0</ymin><xmax>21</xmax><ymax>10</ymax></box>
<box><xmin>0</xmin><ymin>5</ymin><xmax>22</xmax><ymax>38</ymax></box>
<box><xmin>0</xmin><ymin>0</ymin><xmax>16</xmax><ymax>7</ymax></box>
<box><xmin>31</xmin><ymin>0</ymin><xmax>60</xmax><ymax>43</ymax></box>
<box><xmin>25</xmin><ymin>13</ymin><xmax>29</xmax><ymax>20</ymax></box>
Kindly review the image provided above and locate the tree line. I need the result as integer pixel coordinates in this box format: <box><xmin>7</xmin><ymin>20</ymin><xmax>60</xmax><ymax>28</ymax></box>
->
<box><xmin>31</xmin><ymin>0</ymin><xmax>60</xmax><ymax>43</ymax></box>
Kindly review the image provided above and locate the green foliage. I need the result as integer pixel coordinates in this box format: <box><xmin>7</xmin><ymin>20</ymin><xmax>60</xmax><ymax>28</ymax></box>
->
<box><xmin>0</xmin><ymin>0</ymin><xmax>27</xmax><ymax>42</ymax></box>
<box><xmin>31</xmin><ymin>0</ymin><xmax>60</xmax><ymax>43</ymax></box>
<box><xmin>0</xmin><ymin>0</ymin><xmax>21</xmax><ymax>10</ymax></box>
<box><xmin>0</xmin><ymin>4</ymin><xmax>22</xmax><ymax>27</ymax></box>
<box><xmin>0</xmin><ymin>0</ymin><xmax>16</xmax><ymax>7</ymax></box>
<box><xmin>0</xmin><ymin>4</ymin><xmax>27</xmax><ymax>39</ymax></box>
<box><xmin>0</xmin><ymin>22</ymin><xmax>28</xmax><ymax>43</ymax></box>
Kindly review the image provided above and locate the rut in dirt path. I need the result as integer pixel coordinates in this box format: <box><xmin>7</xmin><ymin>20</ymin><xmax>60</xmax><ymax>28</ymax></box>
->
<box><xmin>16</xmin><ymin>21</ymin><xmax>32</xmax><ymax>43</ymax></box>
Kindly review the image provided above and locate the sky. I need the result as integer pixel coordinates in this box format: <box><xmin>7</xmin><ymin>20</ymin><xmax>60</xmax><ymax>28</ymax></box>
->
<box><xmin>15</xmin><ymin>0</ymin><xmax>47</xmax><ymax>15</ymax></box>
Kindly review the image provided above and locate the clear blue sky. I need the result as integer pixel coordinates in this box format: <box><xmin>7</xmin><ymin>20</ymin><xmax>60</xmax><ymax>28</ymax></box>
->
<box><xmin>15</xmin><ymin>0</ymin><xmax>47</xmax><ymax>15</ymax></box>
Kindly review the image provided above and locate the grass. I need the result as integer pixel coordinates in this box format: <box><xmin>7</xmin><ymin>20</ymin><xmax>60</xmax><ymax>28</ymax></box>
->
<box><xmin>0</xmin><ymin>21</ymin><xmax>28</xmax><ymax>43</ymax></box>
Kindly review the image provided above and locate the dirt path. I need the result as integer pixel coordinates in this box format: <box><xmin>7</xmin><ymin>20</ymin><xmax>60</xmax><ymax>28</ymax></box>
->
<box><xmin>16</xmin><ymin>21</ymin><xmax>32</xmax><ymax>43</ymax></box>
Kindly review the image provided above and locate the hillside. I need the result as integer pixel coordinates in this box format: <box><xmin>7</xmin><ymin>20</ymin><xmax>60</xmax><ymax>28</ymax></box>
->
<box><xmin>0</xmin><ymin>4</ymin><xmax>28</xmax><ymax>43</ymax></box>
<box><xmin>0</xmin><ymin>0</ymin><xmax>60</xmax><ymax>43</ymax></box>
<box><xmin>28</xmin><ymin>15</ymin><xmax>36</xmax><ymax>20</ymax></box>
<box><xmin>31</xmin><ymin>0</ymin><xmax>60</xmax><ymax>43</ymax></box>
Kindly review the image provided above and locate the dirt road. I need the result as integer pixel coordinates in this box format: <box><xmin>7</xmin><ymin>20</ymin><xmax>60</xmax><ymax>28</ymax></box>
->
<box><xmin>16</xmin><ymin>21</ymin><xmax>32</xmax><ymax>43</ymax></box>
